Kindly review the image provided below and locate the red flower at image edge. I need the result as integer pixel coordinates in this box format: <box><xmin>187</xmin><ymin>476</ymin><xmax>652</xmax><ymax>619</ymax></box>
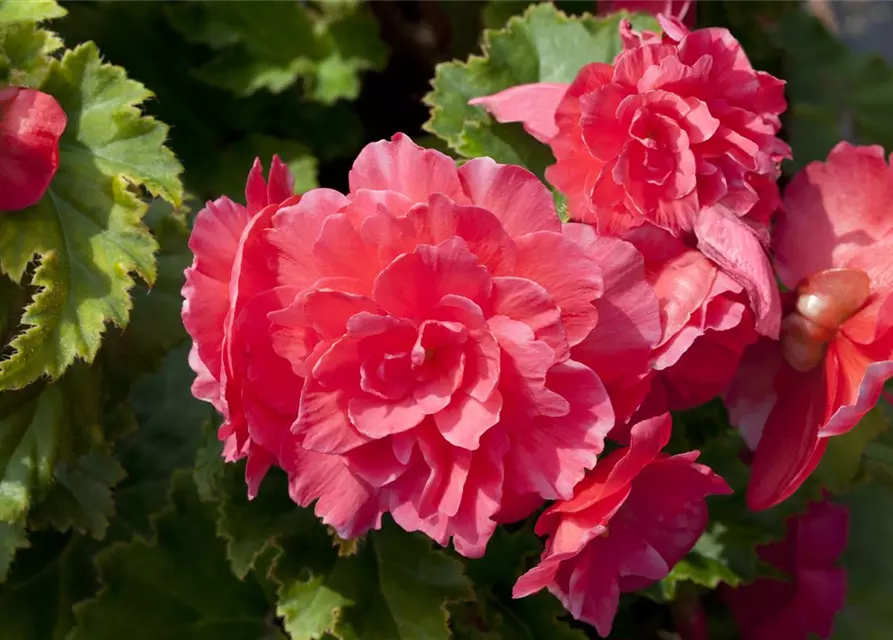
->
<box><xmin>182</xmin><ymin>134</ymin><xmax>662</xmax><ymax>556</ymax></box>
<box><xmin>721</xmin><ymin>500</ymin><xmax>848</xmax><ymax>640</ymax></box>
<box><xmin>0</xmin><ymin>87</ymin><xmax>66</xmax><ymax>211</ymax></box>
<box><xmin>726</xmin><ymin>143</ymin><xmax>893</xmax><ymax>510</ymax></box>
<box><xmin>470</xmin><ymin>15</ymin><xmax>786</xmax><ymax>338</ymax></box>
<box><xmin>597</xmin><ymin>0</ymin><xmax>695</xmax><ymax>28</ymax></box>
<box><xmin>512</xmin><ymin>413</ymin><xmax>731</xmax><ymax>637</ymax></box>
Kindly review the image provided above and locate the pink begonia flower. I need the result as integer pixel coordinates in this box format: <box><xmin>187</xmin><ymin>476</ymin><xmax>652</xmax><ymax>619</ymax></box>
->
<box><xmin>470</xmin><ymin>15</ymin><xmax>786</xmax><ymax>338</ymax></box>
<box><xmin>726</xmin><ymin>143</ymin><xmax>893</xmax><ymax>510</ymax></box>
<box><xmin>183</xmin><ymin>134</ymin><xmax>661</xmax><ymax>556</ymax></box>
<box><xmin>513</xmin><ymin>413</ymin><xmax>731</xmax><ymax>637</ymax></box>
<box><xmin>597</xmin><ymin>0</ymin><xmax>695</xmax><ymax>28</ymax></box>
<box><xmin>721</xmin><ymin>500</ymin><xmax>848</xmax><ymax>640</ymax></box>
<box><xmin>0</xmin><ymin>87</ymin><xmax>67</xmax><ymax>211</ymax></box>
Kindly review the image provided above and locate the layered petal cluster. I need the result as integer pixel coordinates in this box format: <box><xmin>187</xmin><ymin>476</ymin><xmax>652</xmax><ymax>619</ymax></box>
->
<box><xmin>471</xmin><ymin>16</ymin><xmax>785</xmax><ymax>338</ymax></box>
<box><xmin>597</xmin><ymin>0</ymin><xmax>695</xmax><ymax>28</ymax></box>
<box><xmin>0</xmin><ymin>87</ymin><xmax>67</xmax><ymax>211</ymax></box>
<box><xmin>183</xmin><ymin>134</ymin><xmax>661</xmax><ymax>557</ymax></box>
<box><xmin>722</xmin><ymin>500</ymin><xmax>848</xmax><ymax>640</ymax></box>
<box><xmin>513</xmin><ymin>413</ymin><xmax>731</xmax><ymax>636</ymax></box>
<box><xmin>726</xmin><ymin>143</ymin><xmax>893</xmax><ymax>510</ymax></box>
<box><xmin>629</xmin><ymin>225</ymin><xmax>757</xmax><ymax>416</ymax></box>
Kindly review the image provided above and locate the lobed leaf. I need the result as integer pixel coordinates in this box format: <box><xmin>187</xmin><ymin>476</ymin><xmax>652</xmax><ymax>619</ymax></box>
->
<box><xmin>69</xmin><ymin>472</ymin><xmax>280</xmax><ymax>640</ymax></box>
<box><xmin>0</xmin><ymin>42</ymin><xmax>183</xmax><ymax>390</ymax></box>
<box><xmin>0</xmin><ymin>0</ymin><xmax>66</xmax><ymax>26</ymax></box>
<box><xmin>423</xmin><ymin>4</ymin><xmax>658</xmax><ymax>176</ymax></box>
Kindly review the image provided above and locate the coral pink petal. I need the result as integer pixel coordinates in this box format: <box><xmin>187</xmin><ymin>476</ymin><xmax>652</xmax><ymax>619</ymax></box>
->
<box><xmin>372</xmin><ymin>237</ymin><xmax>492</xmax><ymax>321</ymax></box>
<box><xmin>281</xmin><ymin>439</ymin><xmax>382</xmax><ymax>539</ymax></box>
<box><xmin>507</xmin><ymin>361</ymin><xmax>613</xmax><ymax>500</ymax></box>
<box><xmin>468</xmin><ymin>83</ymin><xmax>569</xmax><ymax>144</ymax></box>
<box><xmin>313</xmin><ymin>213</ymin><xmax>378</xmax><ymax>283</ymax></box>
<box><xmin>514</xmin><ymin>232</ymin><xmax>604</xmax><ymax>347</ymax></box>
<box><xmin>270</xmin><ymin>188</ymin><xmax>351</xmax><ymax>288</ymax></box>
<box><xmin>775</xmin><ymin>141</ymin><xmax>893</xmax><ymax>288</ymax></box>
<box><xmin>349</xmin><ymin>395</ymin><xmax>427</xmax><ymax>439</ymax></box>
<box><xmin>491</xmin><ymin>276</ymin><xmax>568</xmax><ymax>360</ymax></box>
<box><xmin>348</xmin><ymin>132</ymin><xmax>466</xmax><ymax>203</ymax></box>
<box><xmin>724</xmin><ymin>338</ymin><xmax>784</xmax><ymax>449</ymax></box>
<box><xmin>434</xmin><ymin>390</ymin><xmax>502</xmax><ymax>450</ymax></box>
<box><xmin>458</xmin><ymin>157</ymin><xmax>562</xmax><ymax>236</ymax></box>
<box><xmin>746</xmin><ymin>366</ymin><xmax>829</xmax><ymax>510</ymax></box>
<box><xmin>820</xmin><ymin>335</ymin><xmax>893</xmax><ymax>437</ymax></box>
<box><xmin>695</xmin><ymin>205</ymin><xmax>781</xmax><ymax>338</ymax></box>
<box><xmin>402</xmin><ymin>194</ymin><xmax>518</xmax><ymax>274</ymax></box>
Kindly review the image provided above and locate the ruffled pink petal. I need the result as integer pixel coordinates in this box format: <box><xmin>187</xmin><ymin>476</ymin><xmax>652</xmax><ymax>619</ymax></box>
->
<box><xmin>775</xmin><ymin>141</ymin><xmax>893</xmax><ymax>288</ymax></box>
<box><xmin>505</xmin><ymin>360</ymin><xmax>613</xmax><ymax>500</ymax></box>
<box><xmin>183</xmin><ymin>196</ymin><xmax>252</xmax><ymax>379</ymax></box>
<box><xmin>280</xmin><ymin>436</ymin><xmax>383</xmax><ymax>539</ymax></box>
<box><xmin>397</xmin><ymin>194</ymin><xmax>518</xmax><ymax>274</ymax></box>
<box><xmin>348</xmin><ymin>133</ymin><xmax>467</xmax><ymax>204</ymax></box>
<box><xmin>468</xmin><ymin>82</ymin><xmax>569</xmax><ymax>144</ymax></box>
<box><xmin>372</xmin><ymin>237</ymin><xmax>492</xmax><ymax>322</ymax></box>
<box><xmin>564</xmin><ymin>225</ymin><xmax>661</xmax><ymax>421</ymax></box>
<box><xmin>695</xmin><ymin>205</ymin><xmax>781</xmax><ymax>338</ymax></box>
<box><xmin>434</xmin><ymin>295</ymin><xmax>502</xmax><ymax>402</ymax></box>
<box><xmin>491</xmin><ymin>276</ymin><xmax>568</xmax><ymax>361</ymax></box>
<box><xmin>513</xmin><ymin>231</ymin><xmax>604</xmax><ymax>347</ymax></box>
<box><xmin>269</xmin><ymin>188</ymin><xmax>351</xmax><ymax>289</ymax></box>
<box><xmin>434</xmin><ymin>390</ymin><xmax>502</xmax><ymax>450</ymax></box>
<box><xmin>245</xmin><ymin>155</ymin><xmax>296</xmax><ymax>213</ymax></box>
<box><xmin>313</xmin><ymin>213</ymin><xmax>379</xmax><ymax>283</ymax></box>
<box><xmin>458</xmin><ymin>157</ymin><xmax>562</xmax><ymax>236</ymax></box>
<box><xmin>724</xmin><ymin>338</ymin><xmax>784</xmax><ymax>449</ymax></box>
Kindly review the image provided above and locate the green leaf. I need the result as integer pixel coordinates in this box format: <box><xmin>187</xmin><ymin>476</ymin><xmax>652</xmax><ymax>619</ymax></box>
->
<box><xmin>832</xmin><ymin>483</ymin><xmax>893</xmax><ymax>639</ymax></box>
<box><xmin>0</xmin><ymin>385</ymin><xmax>63</xmax><ymax>525</ymax></box>
<box><xmin>0</xmin><ymin>42</ymin><xmax>184</xmax><ymax>390</ymax></box>
<box><xmin>451</xmin><ymin>526</ymin><xmax>586</xmax><ymax>640</ymax></box>
<box><xmin>0</xmin><ymin>0</ymin><xmax>66</xmax><ymax>25</ymax></box>
<box><xmin>658</xmin><ymin>528</ymin><xmax>743</xmax><ymax>601</ymax></box>
<box><xmin>69</xmin><ymin>472</ymin><xmax>281</xmax><ymax>640</ymax></box>
<box><xmin>111</xmin><ymin>344</ymin><xmax>209</xmax><ymax>539</ymax></box>
<box><xmin>0</xmin><ymin>532</ymin><xmax>102</xmax><ymax>639</ymax></box>
<box><xmin>184</xmin><ymin>0</ymin><xmax>387</xmax><ymax>102</ymax></box>
<box><xmin>0</xmin><ymin>21</ymin><xmax>64</xmax><ymax>87</ymax></box>
<box><xmin>217</xmin><ymin>462</ymin><xmax>325</xmax><ymax>580</ymax></box>
<box><xmin>272</xmin><ymin>518</ymin><xmax>474</xmax><ymax>640</ymax></box>
<box><xmin>773</xmin><ymin>11</ymin><xmax>893</xmax><ymax>172</ymax></box>
<box><xmin>0</xmin><ymin>519</ymin><xmax>27</xmax><ymax>582</ymax></box>
<box><xmin>816</xmin><ymin>407</ymin><xmax>889</xmax><ymax>493</ymax></box>
<box><xmin>424</xmin><ymin>4</ymin><xmax>659</xmax><ymax>176</ymax></box>
<box><xmin>0</xmin><ymin>364</ymin><xmax>125</xmax><ymax>541</ymax></box>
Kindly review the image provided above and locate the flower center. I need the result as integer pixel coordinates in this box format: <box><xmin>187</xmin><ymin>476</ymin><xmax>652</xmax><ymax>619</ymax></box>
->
<box><xmin>780</xmin><ymin>267</ymin><xmax>871</xmax><ymax>372</ymax></box>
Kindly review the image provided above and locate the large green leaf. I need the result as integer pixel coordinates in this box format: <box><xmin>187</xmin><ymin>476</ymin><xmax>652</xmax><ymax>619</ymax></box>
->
<box><xmin>0</xmin><ymin>531</ymin><xmax>102</xmax><ymax>639</ymax></box>
<box><xmin>0</xmin><ymin>0</ymin><xmax>65</xmax><ymax>25</ymax></box>
<box><xmin>0</xmin><ymin>42</ymin><xmax>183</xmax><ymax>390</ymax></box>
<box><xmin>170</xmin><ymin>0</ymin><xmax>387</xmax><ymax>103</ymax></box>
<box><xmin>110</xmin><ymin>344</ymin><xmax>210</xmax><ymax>539</ymax></box>
<box><xmin>423</xmin><ymin>4</ymin><xmax>658</xmax><ymax>177</ymax></box>
<box><xmin>832</xmin><ymin>483</ymin><xmax>893</xmax><ymax>639</ymax></box>
<box><xmin>0</xmin><ymin>364</ymin><xmax>125</xmax><ymax>547</ymax></box>
<box><xmin>69</xmin><ymin>472</ymin><xmax>281</xmax><ymax>640</ymax></box>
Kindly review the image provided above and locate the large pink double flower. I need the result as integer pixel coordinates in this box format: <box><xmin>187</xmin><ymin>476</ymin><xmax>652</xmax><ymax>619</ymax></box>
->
<box><xmin>183</xmin><ymin>134</ymin><xmax>660</xmax><ymax>556</ymax></box>
<box><xmin>471</xmin><ymin>16</ymin><xmax>784</xmax><ymax>415</ymax></box>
